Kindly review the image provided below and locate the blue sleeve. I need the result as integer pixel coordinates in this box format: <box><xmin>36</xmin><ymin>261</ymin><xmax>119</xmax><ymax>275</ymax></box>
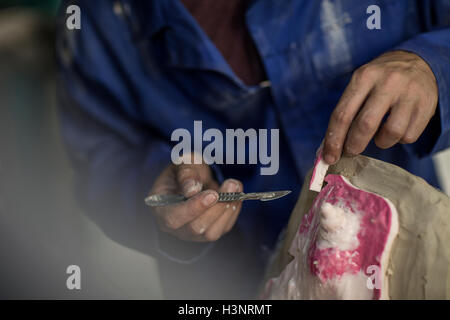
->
<box><xmin>394</xmin><ymin>1</ymin><xmax>450</xmax><ymax>157</ymax></box>
<box><xmin>56</xmin><ymin>0</ymin><xmax>213</xmax><ymax>263</ymax></box>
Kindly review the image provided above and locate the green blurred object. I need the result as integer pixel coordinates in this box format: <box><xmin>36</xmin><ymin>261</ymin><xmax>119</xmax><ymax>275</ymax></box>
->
<box><xmin>1</xmin><ymin>0</ymin><xmax>61</xmax><ymax>15</ymax></box>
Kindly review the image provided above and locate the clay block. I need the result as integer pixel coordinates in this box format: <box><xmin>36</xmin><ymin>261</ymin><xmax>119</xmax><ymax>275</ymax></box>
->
<box><xmin>263</xmin><ymin>155</ymin><xmax>450</xmax><ymax>300</ymax></box>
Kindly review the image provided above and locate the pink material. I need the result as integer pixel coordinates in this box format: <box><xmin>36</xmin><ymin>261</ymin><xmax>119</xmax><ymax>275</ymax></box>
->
<box><xmin>264</xmin><ymin>174</ymin><xmax>398</xmax><ymax>300</ymax></box>
<box><xmin>304</xmin><ymin>175</ymin><xmax>392</xmax><ymax>299</ymax></box>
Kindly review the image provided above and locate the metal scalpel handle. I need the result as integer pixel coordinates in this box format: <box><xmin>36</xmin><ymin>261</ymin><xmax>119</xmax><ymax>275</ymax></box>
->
<box><xmin>145</xmin><ymin>190</ymin><xmax>291</xmax><ymax>207</ymax></box>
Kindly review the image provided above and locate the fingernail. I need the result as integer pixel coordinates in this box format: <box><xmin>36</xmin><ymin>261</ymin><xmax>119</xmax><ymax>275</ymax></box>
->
<box><xmin>182</xmin><ymin>179</ymin><xmax>200</xmax><ymax>195</ymax></box>
<box><xmin>225</xmin><ymin>180</ymin><xmax>238</xmax><ymax>192</ymax></box>
<box><xmin>226</xmin><ymin>204</ymin><xmax>230</xmax><ymax>209</ymax></box>
<box><xmin>324</xmin><ymin>154</ymin><xmax>335</xmax><ymax>164</ymax></box>
<box><xmin>202</xmin><ymin>192</ymin><xmax>218</xmax><ymax>206</ymax></box>
<box><xmin>232</xmin><ymin>205</ymin><xmax>236</xmax><ymax>211</ymax></box>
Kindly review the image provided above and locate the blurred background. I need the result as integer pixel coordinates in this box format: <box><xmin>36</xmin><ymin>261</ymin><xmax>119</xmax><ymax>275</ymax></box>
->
<box><xmin>0</xmin><ymin>0</ymin><xmax>162</xmax><ymax>299</ymax></box>
<box><xmin>0</xmin><ymin>0</ymin><xmax>449</xmax><ymax>299</ymax></box>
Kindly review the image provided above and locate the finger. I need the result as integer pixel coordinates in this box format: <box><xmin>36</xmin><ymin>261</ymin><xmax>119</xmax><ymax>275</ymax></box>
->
<box><xmin>374</xmin><ymin>98</ymin><xmax>413</xmax><ymax>149</ymax></box>
<box><xmin>174</xmin><ymin>164</ymin><xmax>204</xmax><ymax>197</ymax></box>
<box><xmin>205</xmin><ymin>180</ymin><xmax>243</xmax><ymax>239</ymax></box>
<box><xmin>186</xmin><ymin>179</ymin><xmax>240</xmax><ymax>239</ymax></box>
<box><xmin>344</xmin><ymin>86</ymin><xmax>393</xmax><ymax>155</ymax></box>
<box><xmin>155</xmin><ymin>190</ymin><xmax>218</xmax><ymax>230</ymax></box>
<box><xmin>204</xmin><ymin>204</ymin><xmax>236</xmax><ymax>241</ymax></box>
<box><xmin>223</xmin><ymin>181</ymin><xmax>244</xmax><ymax>232</ymax></box>
<box><xmin>323</xmin><ymin>66</ymin><xmax>376</xmax><ymax>164</ymax></box>
<box><xmin>400</xmin><ymin>103</ymin><xmax>433</xmax><ymax>144</ymax></box>
<box><xmin>224</xmin><ymin>201</ymin><xmax>242</xmax><ymax>233</ymax></box>
<box><xmin>156</xmin><ymin>217</ymin><xmax>204</xmax><ymax>241</ymax></box>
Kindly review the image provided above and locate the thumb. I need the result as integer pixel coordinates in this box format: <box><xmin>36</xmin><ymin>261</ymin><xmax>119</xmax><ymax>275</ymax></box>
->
<box><xmin>175</xmin><ymin>164</ymin><xmax>204</xmax><ymax>197</ymax></box>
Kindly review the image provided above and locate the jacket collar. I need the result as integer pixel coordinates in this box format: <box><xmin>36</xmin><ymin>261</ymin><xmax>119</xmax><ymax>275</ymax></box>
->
<box><xmin>122</xmin><ymin>0</ymin><xmax>171</xmax><ymax>38</ymax></box>
<box><xmin>125</xmin><ymin>0</ymin><xmax>247</xmax><ymax>87</ymax></box>
<box><xmin>128</xmin><ymin>0</ymin><xmax>263</xmax><ymax>38</ymax></box>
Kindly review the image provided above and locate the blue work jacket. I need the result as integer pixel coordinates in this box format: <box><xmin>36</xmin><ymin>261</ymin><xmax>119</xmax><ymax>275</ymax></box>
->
<box><xmin>57</xmin><ymin>0</ymin><xmax>450</xmax><ymax>263</ymax></box>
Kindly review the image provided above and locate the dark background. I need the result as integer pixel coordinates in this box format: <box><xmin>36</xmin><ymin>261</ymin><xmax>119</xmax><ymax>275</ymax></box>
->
<box><xmin>0</xmin><ymin>0</ymin><xmax>162</xmax><ymax>299</ymax></box>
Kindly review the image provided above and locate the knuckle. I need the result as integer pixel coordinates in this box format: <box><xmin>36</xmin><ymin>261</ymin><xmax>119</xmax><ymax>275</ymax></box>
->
<box><xmin>383</xmin><ymin>124</ymin><xmax>403</xmax><ymax>139</ymax></box>
<box><xmin>187</xmin><ymin>191</ymin><xmax>212</xmax><ymax>210</ymax></box>
<box><xmin>402</xmin><ymin>134</ymin><xmax>418</xmax><ymax>144</ymax></box>
<box><xmin>384</xmin><ymin>70</ymin><xmax>403</xmax><ymax>87</ymax></box>
<box><xmin>344</xmin><ymin>140</ymin><xmax>360</xmax><ymax>155</ymax></box>
<box><xmin>325</xmin><ymin>139</ymin><xmax>341</xmax><ymax>152</ymax></box>
<box><xmin>164</xmin><ymin>215</ymin><xmax>181</xmax><ymax>230</ymax></box>
<box><xmin>188</xmin><ymin>198</ymin><xmax>207</xmax><ymax>214</ymax></box>
<box><xmin>357</xmin><ymin>115</ymin><xmax>377</xmax><ymax>133</ymax></box>
<box><xmin>354</xmin><ymin>64</ymin><xmax>377</xmax><ymax>82</ymax></box>
<box><xmin>332</xmin><ymin>109</ymin><xmax>351</xmax><ymax>125</ymax></box>
<box><xmin>188</xmin><ymin>222</ymin><xmax>205</xmax><ymax>236</ymax></box>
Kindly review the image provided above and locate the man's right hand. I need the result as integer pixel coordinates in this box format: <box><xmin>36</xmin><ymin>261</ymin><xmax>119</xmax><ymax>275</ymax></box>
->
<box><xmin>149</xmin><ymin>160</ymin><xmax>243</xmax><ymax>242</ymax></box>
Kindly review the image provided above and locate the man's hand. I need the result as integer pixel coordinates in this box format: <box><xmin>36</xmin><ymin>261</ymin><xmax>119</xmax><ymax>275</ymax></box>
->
<box><xmin>149</xmin><ymin>157</ymin><xmax>243</xmax><ymax>242</ymax></box>
<box><xmin>323</xmin><ymin>50</ymin><xmax>438</xmax><ymax>164</ymax></box>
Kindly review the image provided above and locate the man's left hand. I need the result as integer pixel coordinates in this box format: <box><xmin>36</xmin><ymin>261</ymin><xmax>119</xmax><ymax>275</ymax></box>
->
<box><xmin>323</xmin><ymin>50</ymin><xmax>438</xmax><ymax>165</ymax></box>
